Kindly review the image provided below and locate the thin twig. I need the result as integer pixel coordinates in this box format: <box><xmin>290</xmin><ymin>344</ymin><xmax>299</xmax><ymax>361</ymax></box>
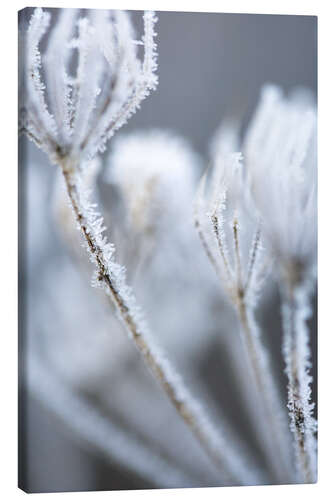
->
<box><xmin>195</xmin><ymin>186</ymin><xmax>294</xmax><ymax>482</ymax></box>
<box><xmin>60</xmin><ymin>162</ymin><xmax>254</xmax><ymax>486</ymax></box>
<box><xmin>281</xmin><ymin>283</ymin><xmax>317</xmax><ymax>483</ymax></box>
<box><xmin>210</xmin><ymin>211</ymin><xmax>233</xmax><ymax>283</ymax></box>
<box><xmin>237</xmin><ymin>298</ymin><xmax>294</xmax><ymax>482</ymax></box>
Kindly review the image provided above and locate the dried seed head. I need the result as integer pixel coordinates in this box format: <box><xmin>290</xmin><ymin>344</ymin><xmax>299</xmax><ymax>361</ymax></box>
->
<box><xmin>19</xmin><ymin>8</ymin><xmax>158</xmax><ymax>166</ymax></box>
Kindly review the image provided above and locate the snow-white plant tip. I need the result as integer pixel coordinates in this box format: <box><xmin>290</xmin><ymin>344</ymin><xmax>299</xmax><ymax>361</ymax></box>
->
<box><xmin>194</xmin><ymin>147</ymin><xmax>293</xmax><ymax>482</ymax></box>
<box><xmin>19</xmin><ymin>8</ymin><xmax>158</xmax><ymax>163</ymax></box>
<box><xmin>19</xmin><ymin>7</ymin><xmax>256</xmax><ymax>485</ymax></box>
<box><xmin>244</xmin><ymin>85</ymin><xmax>317</xmax><ymax>482</ymax></box>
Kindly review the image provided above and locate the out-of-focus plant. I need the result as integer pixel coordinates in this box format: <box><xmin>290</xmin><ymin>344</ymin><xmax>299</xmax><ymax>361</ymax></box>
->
<box><xmin>194</xmin><ymin>148</ymin><xmax>293</xmax><ymax>483</ymax></box>
<box><xmin>19</xmin><ymin>7</ymin><xmax>317</xmax><ymax>488</ymax></box>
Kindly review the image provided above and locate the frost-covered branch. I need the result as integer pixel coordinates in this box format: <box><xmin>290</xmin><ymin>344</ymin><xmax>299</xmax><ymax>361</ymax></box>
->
<box><xmin>194</xmin><ymin>137</ymin><xmax>293</xmax><ymax>482</ymax></box>
<box><xmin>59</xmin><ymin>159</ymin><xmax>255</xmax><ymax>485</ymax></box>
<box><xmin>19</xmin><ymin>8</ymin><xmax>158</xmax><ymax>163</ymax></box>
<box><xmin>19</xmin><ymin>7</ymin><xmax>257</xmax><ymax>486</ymax></box>
<box><xmin>281</xmin><ymin>284</ymin><xmax>317</xmax><ymax>482</ymax></box>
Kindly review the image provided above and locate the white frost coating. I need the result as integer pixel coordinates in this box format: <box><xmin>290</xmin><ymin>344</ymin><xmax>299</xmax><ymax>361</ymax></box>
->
<box><xmin>84</xmin><ymin>11</ymin><xmax>159</xmax><ymax>158</ymax></box>
<box><xmin>19</xmin><ymin>8</ymin><xmax>158</xmax><ymax>164</ymax></box>
<box><xmin>70</xmin><ymin>18</ymin><xmax>104</xmax><ymax>152</ymax></box>
<box><xmin>244</xmin><ymin>84</ymin><xmax>317</xmax><ymax>277</ymax></box>
<box><xmin>195</xmin><ymin>149</ymin><xmax>267</xmax><ymax>307</ymax></box>
<box><xmin>64</xmin><ymin>169</ymin><xmax>261</xmax><ymax>486</ymax></box>
<box><xmin>281</xmin><ymin>285</ymin><xmax>317</xmax><ymax>482</ymax></box>
<box><xmin>142</xmin><ymin>11</ymin><xmax>159</xmax><ymax>88</ymax></box>
<box><xmin>194</xmin><ymin>122</ymin><xmax>294</xmax><ymax>482</ymax></box>
<box><xmin>24</xmin><ymin>8</ymin><xmax>58</xmax><ymax>148</ymax></box>
<box><xmin>43</xmin><ymin>9</ymin><xmax>77</xmax><ymax>145</ymax></box>
<box><xmin>28</xmin><ymin>356</ymin><xmax>204</xmax><ymax>488</ymax></box>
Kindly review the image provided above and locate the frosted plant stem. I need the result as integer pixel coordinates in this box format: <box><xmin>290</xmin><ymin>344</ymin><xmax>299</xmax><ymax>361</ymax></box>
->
<box><xmin>194</xmin><ymin>215</ymin><xmax>224</xmax><ymax>283</ymax></box>
<box><xmin>60</xmin><ymin>162</ymin><xmax>254</xmax><ymax>486</ymax></box>
<box><xmin>195</xmin><ymin>204</ymin><xmax>293</xmax><ymax>481</ymax></box>
<box><xmin>281</xmin><ymin>284</ymin><xmax>317</xmax><ymax>483</ymax></box>
<box><xmin>237</xmin><ymin>297</ymin><xmax>293</xmax><ymax>482</ymax></box>
<box><xmin>231</xmin><ymin>219</ymin><xmax>292</xmax><ymax>481</ymax></box>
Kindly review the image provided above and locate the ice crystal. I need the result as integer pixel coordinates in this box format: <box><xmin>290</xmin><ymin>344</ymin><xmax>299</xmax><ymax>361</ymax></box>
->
<box><xmin>106</xmin><ymin>130</ymin><xmax>199</xmax><ymax>235</ymax></box>
<box><xmin>19</xmin><ymin>8</ymin><xmax>158</xmax><ymax>165</ymax></box>
<box><xmin>281</xmin><ymin>284</ymin><xmax>317</xmax><ymax>481</ymax></box>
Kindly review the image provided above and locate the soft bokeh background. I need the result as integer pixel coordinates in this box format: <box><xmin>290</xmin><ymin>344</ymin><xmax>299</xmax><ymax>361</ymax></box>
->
<box><xmin>18</xmin><ymin>8</ymin><xmax>317</xmax><ymax>493</ymax></box>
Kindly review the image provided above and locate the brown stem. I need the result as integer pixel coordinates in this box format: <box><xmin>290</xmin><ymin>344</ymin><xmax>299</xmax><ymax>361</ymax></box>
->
<box><xmin>60</xmin><ymin>164</ymin><xmax>249</xmax><ymax>485</ymax></box>
<box><xmin>282</xmin><ymin>285</ymin><xmax>316</xmax><ymax>483</ymax></box>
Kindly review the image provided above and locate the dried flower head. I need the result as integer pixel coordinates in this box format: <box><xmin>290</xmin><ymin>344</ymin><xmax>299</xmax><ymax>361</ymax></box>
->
<box><xmin>19</xmin><ymin>8</ymin><xmax>158</xmax><ymax>166</ymax></box>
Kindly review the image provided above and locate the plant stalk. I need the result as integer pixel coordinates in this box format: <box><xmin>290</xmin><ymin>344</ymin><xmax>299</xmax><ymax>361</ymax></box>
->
<box><xmin>237</xmin><ymin>295</ymin><xmax>293</xmax><ymax>482</ymax></box>
<box><xmin>60</xmin><ymin>163</ymin><xmax>254</xmax><ymax>485</ymax></box>
<box><xmin>280</xmin><ymin>283</ymin><xmax>317</xmax><ymax>483</ymax></box>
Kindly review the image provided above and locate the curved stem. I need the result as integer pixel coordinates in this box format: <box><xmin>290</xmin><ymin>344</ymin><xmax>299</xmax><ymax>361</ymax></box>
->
<box><xmin>60</xmin><ymin>163</ymin><xmax>255</xmax><ymax>486</ymax></box>
<box><xmin>237</xmin><ymin>297</ymin><xmax>294</xmax><ymax>482</ymax></box>
<box><xmin>194</xmin><ymin>202</ymin><xmax>294</xmax><ymax>481</ymax></box>
<box><xmin>232</xmin><ymin>217</ymin><xmax>293</xmax><ymax>481</ymax></box>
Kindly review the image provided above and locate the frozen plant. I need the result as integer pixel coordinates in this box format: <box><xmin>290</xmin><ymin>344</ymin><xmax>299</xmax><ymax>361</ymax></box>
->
<box><xmin>194</xmin><ymin>143</ymin><xmax>293</xmax><ymax>482</ymax></box>
<box><xmin>19</xmin><ymin>7</ymin><xmax>256</xmax><ymax>485</ymax></box>
<box><xmin>244</xmin><ymin>85</ymin><xmax>317</xmax><ymax>482</ymax></box>
<box><xmin>19</xmin><ymin>7</ymin><xmax>158</xmax><ymax>162</ymax></box>
<box><xmin>197</xmin><ymin>85</ymin><xmax>318</xmax><ymax>483</ymax></box>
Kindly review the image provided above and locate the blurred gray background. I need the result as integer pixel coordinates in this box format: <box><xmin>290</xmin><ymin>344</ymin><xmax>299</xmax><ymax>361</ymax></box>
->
<box><xmin>19</xmin><ymin>8</ymin><xmax>317</xmax><ymax>493</ymax></box>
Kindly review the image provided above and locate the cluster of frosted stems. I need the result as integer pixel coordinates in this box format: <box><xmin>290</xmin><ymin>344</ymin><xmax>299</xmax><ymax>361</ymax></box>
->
<box><xmin>194</xmin><ymin>85</ymin><xmax>317</xmax><ymax>483</ymax></box>
<box><xmin>19</xmin><ymin>7</ymin><xmax>317</xmax><ymax>487</ymax></box>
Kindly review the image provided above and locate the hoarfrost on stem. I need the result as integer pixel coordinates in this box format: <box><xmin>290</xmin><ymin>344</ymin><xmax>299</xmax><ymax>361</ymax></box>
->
<box><xmin>19</xmin><ymin>8</ymin><xmax>158</xmax><ymax>164</ymax></box>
